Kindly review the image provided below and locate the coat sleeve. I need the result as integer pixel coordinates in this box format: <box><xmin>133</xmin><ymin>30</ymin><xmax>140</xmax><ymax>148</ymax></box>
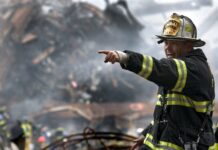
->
<box><xmin>121</xmin><ymin>50</ymin><xmax>188</xmax><ymax>91</ymax></box>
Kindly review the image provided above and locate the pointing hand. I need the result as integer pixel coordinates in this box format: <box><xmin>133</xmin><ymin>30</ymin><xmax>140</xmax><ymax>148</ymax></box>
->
<box><xmin>98</xmin><ymin>50</ymin><xmax>120</xmax><ymax>64</ymax></box>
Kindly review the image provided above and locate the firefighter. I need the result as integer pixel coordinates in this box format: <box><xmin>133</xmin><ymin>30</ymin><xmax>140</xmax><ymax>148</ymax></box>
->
<box><xmin>215</xmin><ymin>123</ymin><xmax>218</xmax><ymax>149</ymax></box>
<box><xmin>10</xmin><ymin>120</ymin><xmax>33</xmax><ymax>150</ymax></box>
<box><xmin>99</xmin><ymin>13</ymin><xmax>215</xmax><ymax>150</ymax></box>
<box><xmin>51</xmin><ymin>127</ymin><xmax>65</xmax><ymax>142</ymax></box>
<box><xmin>21</xmin><ymin>120</ymin><xmax>32</xmax><ymax>150</ymax></box>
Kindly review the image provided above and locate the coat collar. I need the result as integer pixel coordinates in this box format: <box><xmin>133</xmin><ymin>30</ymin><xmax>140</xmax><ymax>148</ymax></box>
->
<box><xmin>185</xmin><ymin>49</ymin><xmax>207</xmax><ymax>60</ymax></box>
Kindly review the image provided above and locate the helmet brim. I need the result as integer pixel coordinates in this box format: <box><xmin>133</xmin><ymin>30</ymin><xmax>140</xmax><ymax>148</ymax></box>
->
<box><xmin>156</xmin><ymin>35</ymin><xmax>205</xmax><ymax>47</ymax></box>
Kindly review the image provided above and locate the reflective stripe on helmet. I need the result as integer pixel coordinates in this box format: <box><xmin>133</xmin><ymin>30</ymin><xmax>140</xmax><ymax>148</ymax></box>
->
<box><xmin>138</xmin><ymin>55</ymin><xmax>153</xmax><ymax>79</ymax></box>
<box><xmin>144</xmin><ymin>133</ymin><xmax>183</xmax><ymax>150</ymax></box>
<box><xmin>172</xmin><ymin>59</ymin><xmax>187</xmax><ymax>92</ymax></box>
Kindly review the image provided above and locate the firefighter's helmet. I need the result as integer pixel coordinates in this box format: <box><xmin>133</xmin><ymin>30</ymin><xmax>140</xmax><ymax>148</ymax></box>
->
<box><xmin>156</xmin><ymin>13</ymin><xmax>205</xmax><ymax>47</ymax></box>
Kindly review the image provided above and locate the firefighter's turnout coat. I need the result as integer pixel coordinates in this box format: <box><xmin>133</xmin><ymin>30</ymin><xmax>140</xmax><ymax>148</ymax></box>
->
<box><xmin>121</xmin><ymin>49</ymin><xmax>215</xmax><ymax>149</ymax></box>
<box><xmin>215</xmin><ymin>124</ymin><xmax>218</xmax><ymax>149</ymax></box>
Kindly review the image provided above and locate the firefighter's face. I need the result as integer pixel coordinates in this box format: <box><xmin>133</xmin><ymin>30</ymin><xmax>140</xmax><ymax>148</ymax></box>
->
<box><xmin>164</xmin><ymin>40</ymin><xmax>183</xmax><ymax>58</ymax></box>
<box><xmin>164</xmin><ymin>40</ymin><xmax>192</xmax><ymax>58</ymax></box>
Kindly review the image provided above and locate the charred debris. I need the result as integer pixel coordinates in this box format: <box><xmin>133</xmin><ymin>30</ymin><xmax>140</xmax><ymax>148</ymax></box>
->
<box><xmin>0</xmin><ymin>0</ymin><xmax>156</xmax><ymax>123</ymax></box>
<box><xmin>0</xmin><ymin>1</ymin><xmax>156</xmax><ymax>149</ymax></box>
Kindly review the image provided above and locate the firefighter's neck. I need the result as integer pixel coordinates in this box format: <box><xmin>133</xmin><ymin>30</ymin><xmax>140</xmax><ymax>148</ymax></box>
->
<box><xmin>175</xmin><ymin>47</ymin><xmax>193</xmax><ymax>58</ymax></box>
<box><xmin>176</xmin><ymin>42</ymin><xmax>193</xmax><ymax>58</ymax></box>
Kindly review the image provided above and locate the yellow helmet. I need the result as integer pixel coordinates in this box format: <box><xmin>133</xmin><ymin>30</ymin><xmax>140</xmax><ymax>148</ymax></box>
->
<box><xmin>156</xmin><ymin>13</ymin><xmax>205</xmax><ymax>47</ymax></box>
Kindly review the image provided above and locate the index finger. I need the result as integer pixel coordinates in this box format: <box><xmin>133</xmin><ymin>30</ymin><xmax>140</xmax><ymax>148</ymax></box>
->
<box><xmin>98</xmin><ymin>50</ymin><xmax>112</xmax><ymax>54</ymax></box>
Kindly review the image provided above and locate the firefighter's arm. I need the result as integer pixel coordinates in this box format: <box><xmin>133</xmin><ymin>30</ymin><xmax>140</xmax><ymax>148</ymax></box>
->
<box><xmin>99</xmin><ymin>50</ymin><xmax>184</xmax><ymax>91</ymax></box>
<box><xmin>130</xmin><ymin>135</ymin><xmax>144</xmax><ymax>150</ymax></box>
<box><xmin>131</xmin><ymin>122</ymin><xmax>153</xmax><ymax>150</ymax></box>
<box><xmin>121</xmin><ymin>50</ymin><xmax>184</xmax><ymax>91</ymax></box>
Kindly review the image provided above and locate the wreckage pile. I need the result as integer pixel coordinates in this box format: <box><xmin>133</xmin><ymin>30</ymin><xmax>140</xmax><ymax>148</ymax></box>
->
<box><xmin>0</xmin><ymin>0</ymin><xmax>155</xmax><ymax>118</ymax></box>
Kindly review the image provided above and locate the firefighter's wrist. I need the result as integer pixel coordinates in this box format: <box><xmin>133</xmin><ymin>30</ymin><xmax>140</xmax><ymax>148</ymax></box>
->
<box><xmin>115</xmin><ymin>51</ymin><xmax>129</xmax><ymax>64</ymax></box>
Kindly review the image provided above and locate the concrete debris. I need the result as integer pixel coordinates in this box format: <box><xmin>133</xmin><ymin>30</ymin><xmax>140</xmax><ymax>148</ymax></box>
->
<box><xmin>0</xmin><ymin>0</ymin><xmax>149</xmax><ymax>106</ymax></box>
<box><xmin>0</xmin><ymin>1</ymin><xmax>153</xmax><ymax>148</ymax></box>
<box><xmin>10</xmin><ymin>2</ymin><xmax>40</xmax><ymax>42</ymax></box>
<box><xmin>32</xmin><ymin>47</ymin><xmax>55</xmax><ymax>65</ymax></box>
<box><xmin>21</xmin><ymin>32</ymin><xmax>37</xmax><ymax>44</ymax></box>
<box><xmin>36</xmin><ymin>102</ymin><xmax>154</xmax><ymax>121</ymax></box>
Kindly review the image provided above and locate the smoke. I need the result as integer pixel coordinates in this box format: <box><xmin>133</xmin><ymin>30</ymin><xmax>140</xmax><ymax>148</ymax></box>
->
<box><xmin>1</xmin><ymin>0</ymin><xmax>218</xmax><ymax>133</ymax></box>
<box><xmin>0</xmin><ymin>0</ymin><xmax>158</xmax><ymax>127</ymax></box>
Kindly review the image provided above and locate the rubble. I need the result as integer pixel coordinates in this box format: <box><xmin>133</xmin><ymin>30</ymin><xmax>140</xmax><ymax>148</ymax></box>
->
<box><xmin>9</xmin><ymin>2</ymin><xmax>40</xmax><ymax>42</ymax></box>
<box><xmin>32</xmin><ymin>46</ymin><xmax>55</xmax><ymax>64</ymax></box>
<box><xmin>0</xmin><ymin>4</ymin><xmax>157</xmax><ymax>148</ymax></box>
<box><xmin>0</xmin><ymin>0</ymin><xmax>151</xmax><ymax>106</ymax></box>
<box><xmin>21</xmin><ymin>32</ymin><xmax>37</xmax><ymax>44</ymax></box>
<box><xmin>35</xmin><ymin>102</ymin><xmax>154</xmax><ymax>122</ymax></box>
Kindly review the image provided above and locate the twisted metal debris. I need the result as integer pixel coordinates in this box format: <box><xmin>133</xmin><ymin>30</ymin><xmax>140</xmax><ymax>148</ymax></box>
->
<box><xmin>43</xmin><ymin>127</ymin><xmax>137</xmax><ymax>150</ymax></box>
